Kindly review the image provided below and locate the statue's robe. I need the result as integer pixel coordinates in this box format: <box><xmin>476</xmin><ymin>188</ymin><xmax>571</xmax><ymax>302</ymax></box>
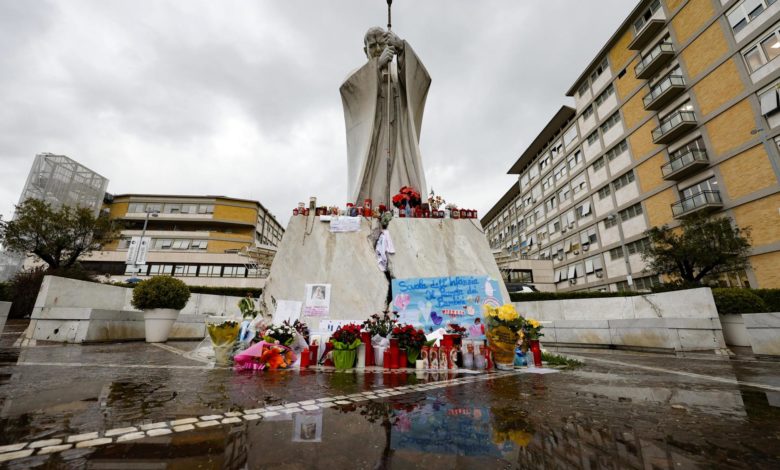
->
<box><xmin>340</xmin><ymin>41</ymin><xmax>430</xmax><ymax>206</ymax></box>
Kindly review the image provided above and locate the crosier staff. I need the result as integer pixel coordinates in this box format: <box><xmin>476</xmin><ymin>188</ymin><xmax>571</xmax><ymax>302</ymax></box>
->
<box><xmin>385</xmin><ymin>0</ymin><xmax>393</xmax><ymax>209</ymax></box>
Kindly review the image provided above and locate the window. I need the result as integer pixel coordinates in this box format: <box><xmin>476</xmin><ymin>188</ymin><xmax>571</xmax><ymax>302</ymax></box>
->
<box><xmin>128</xmin><ymin>203</ymin><xmax>145</xmax><ymax>213</ymax></box>
<box><xmin>563</xmin><ymin>126</ymin><xmax>578</xmax><ymax>148</ymax></box>
<box><xmin>600</xmin><ymin>112</ymin><xmax>621</xmax><ymax>133</ymax></box>
<box><xmin>542</xmin><ymin>175</ymin><xmax>554</xmax><ymax>191</ymax></box>
<box><xmin>590</xmin><ymin>58</ymin><xmax>609</xmax><ymax>82</ymax></box>
<box><xmin>592</xmin><ymin>157</ymin><xmax>606</xmax><ymax>171</ymax></box>
<box><xmin>171</xmin><ymin>239</ymin><xmax>191</xmax><ymax>250</ymax></box>
<box><xmin>181</xmin><ymin>204</ymin><xmax>198</xmax><ymax>214</ymax></box>
<box><xmin>198</xmin><ymin>265</ymin><xmax>221</xmax><ymax>277</ymax></box>
<box><xmin>567</xmin><ymin>150</ymin><xmax>584</xmax><ymax>169</ymax></box>
<box><xmin>554</xmin><ymin>163</ymin><xmax>567</xmax><ymax>181</ymax></box>
<box><xmin>580</xmin><ymin>227</ymin><xmax>598</xmax><ymax>245</ymax></box>
<box><xmin>742</xmin><ymin>23</ymin><xmax>780</xmax><ymax>72</ymax></box>
<box><xmin>555</xmin><ymin>268</ymin><xmax>568</xmax><ymax>282</ymax></box>
<box><xmin>118</xmin><ymin>237</ymin><xmax>131</xmax><ymax>249</ymax></box>
<box><xmin>597</xmin><ymin>185</ymin><xmax>612</xmax><ymax>200</ymax></box>
<box><xmin>619</xmin><ymin>202</ymin><xmax>643</xmax><ymax>221</ymax></box>
<box><xmin>558</xmin><ymin>185</ymin><xmax>571</xmax><ymax>202</ymax></box>
<box><xmin>529</xmin><ymin>164</ymin><xmax>540</xmax><ymax>180</ymax></box>
<box><xmin>550</xmin><ymin>141</ymin><xmax>564</xmax><ymax>160</ymax></box>
<box><xmin>577</xmin><ymin>80</ymin><xmax>590</xmax><ymax>98</ymax></box>
<box><xmin>164</xmin><ymin>203</ymin><xmax>181</xmax><ymax>214</ymax></box>
<box><xmin>576</xmin><ymin>200</ymin><xmax>592</xmax><ymax>218</ymax></box>
<box><xmin>728</xmin><ymin>0</ymin><xmax>777</xmax><ymax>34</ymax></box>
<box><xmin>604</xmin><ymin>216</ymin><xmax>618</xmax><ymax>229</ymax></box>
<box><xmin>520</xmin><ymin>172</ymin><xmax>530</xmax><ymax>187</ymax></box>
<box><xmin>571</xmin><ymin>173</ymin><xmax>587</xmax><ymax>195</ymax></box>
<box><xmin>549</xmin><ymin>219</ymin><xmax>561</xmax><ymax>234</ymax></box>
<box><xmin>149</xmin><ymin>264</ymin><xmax>173</xmax><ymax>275</ymax></box>
<box><xmin>223</xmin><ymin>266</ymin><xmax>247</xmax><ymax>278</ymax></box>
<box><xmin>626</xmin><ymin>238</ymin><xmax>651</xmax><ymax>255</ymax></box>
<box><xmin>609</xmin><ymin>247</ymin><xmax>624</xmax><ymax>260</ymax></box>
<box><xmin>173</xmin><ymin>265</ymin><xmax>198</xmax><ymax>277</ymax></box>
<box><xmin>634</xmin><ymin>0</ymin><xmax>661</xmax><ymax>32</ymax></box>
<box><xmin>634</xmin><ymin>275</ymin><xmax>661</xmax><ymax>291</ymax></box>
<box><xmin>582</xmin><ymin>105</ymin><xmax>594</xmax><ymax>120</ymax></box>
<box><xmin>146</xmin><ymin>203</ymin><xmax>162</xmax><ymax>213</ymax></box>
<box><xmin>154</xmin><ymin>239</ymin><xmax>173</xmax><ymax>249</ymax></box>
<box><xmin>759</xmin><ymin>84</ymin><xmax>780</xmax><ymax>116</ymax></box>
<box><xmin>595</xmin><ymin>84</ymin><xmax>615</xmax><ymax>107</ymax></box>
<box><xmin>540</xmin><ymin>155</ymin><xmax>552</xmax><ymax>171</ymax></box>
<box><xmin>681</xmin><ymin>177</ymin><xmax>719</xmax><ymax>199</ymax></box>
<box><xmin>605</xmin><ymin>140</ymin><xmax>628</xmax><ymax>161</ymax></box>
<box><xmin>198</xmin><ymin>204</ymin><xmax>215</xmax><ymax>214</ymax></box>
<box><xmin>612</xmin><ymin>170</ymin><xmax>635</xmax><ymax>190</ymax></box>
<box><xmin>585</xmin><ymin>255</ymin><xmax>604</xmax><ymax>273</ymax></box>
<box><xmin>545</xmin><ymin>196</ymin><xmax>557</xmax><ymax>212</ymax></box>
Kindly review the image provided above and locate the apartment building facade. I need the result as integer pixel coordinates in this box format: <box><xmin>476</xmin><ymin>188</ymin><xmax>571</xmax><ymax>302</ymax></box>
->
<box><xmin>483</xmin><ymin>0</ymin><xmax>780</xmax><ymax>292</ymax></box>
<box><xmin>83</xmin><ymin>194</ymin><xmax>284</xmax><ymax>288</ymax></box>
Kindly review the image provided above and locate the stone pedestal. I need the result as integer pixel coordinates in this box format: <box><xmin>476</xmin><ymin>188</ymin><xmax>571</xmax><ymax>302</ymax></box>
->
<box><xmin>261</xmin><ymin>216</ymin><xmax>509</xmax><ymax>331</ymax></box>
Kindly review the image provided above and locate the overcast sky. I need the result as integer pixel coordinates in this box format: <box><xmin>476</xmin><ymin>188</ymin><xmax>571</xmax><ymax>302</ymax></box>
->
<box><xmin>0</xmin><ymin>0</ymin><xmax>637</xmax><ymax>226</ymax></box>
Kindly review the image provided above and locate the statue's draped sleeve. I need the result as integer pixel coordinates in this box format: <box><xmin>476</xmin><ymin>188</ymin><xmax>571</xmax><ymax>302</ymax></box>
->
<box><xmin>340</xmin><ymin>41</ymin><xmax>431</xmax><ymax>204</ymax></box>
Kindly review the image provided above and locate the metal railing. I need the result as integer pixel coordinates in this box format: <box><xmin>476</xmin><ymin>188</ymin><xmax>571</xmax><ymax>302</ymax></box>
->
<box><xmin>643</xmin><ymin>75</ymin><xmax>685</xmax><ymax>107</ymax></box>
<box><xmin>671</xmin><ymin>190</ymin><xmax>722</xmax><ymax>216</ymax></box>
<box><xmin>661</xmin><ymin>149</ymin><xmax>708</xmax><ymax>177</ymax></box>
<box><xmin>635</xmin><ymin>42</ymin><xmax>675</xmax><ymax>76</ymax></box>
<box><xmin>652</xmin><ymin>110</ymin><xmax>696</xmax><ymax>141</ymax></box>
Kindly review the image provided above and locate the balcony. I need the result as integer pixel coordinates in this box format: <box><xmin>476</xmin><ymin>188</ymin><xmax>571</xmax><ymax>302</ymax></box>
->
<box><xmin>671</xmin><ymin>190</ymin><xmax>723</xmax><ymax>218</ymax></box>
<box><xmin>661</xmin><ymin>149</ymin><xmax>709</xmax><ymax>180</ymax></box>
<box><xmin>635</xmin><ymin>42</ymin><xmax>675</xmax><ymax>80</ymax></box>
<box><xmin>628</xmin><ymin>19</ymin><xmax>666</xmax><ymax>50</ymax></box>
<box><xmin>652</xmin><ymin>110</ymin><xmax>697</xmax><ymax>145</ymax></box>
<box><xmin>643</xmin><ymin>75</ymin><xmax>685</xmax><ymax>111</ymax></box>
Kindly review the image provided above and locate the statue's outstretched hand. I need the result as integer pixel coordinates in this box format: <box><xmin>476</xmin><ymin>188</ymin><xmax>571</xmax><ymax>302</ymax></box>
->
<box><xmin>379</xmin><ymin>46</ymin><xmax>395</xmax><ymax>68</ymax></box>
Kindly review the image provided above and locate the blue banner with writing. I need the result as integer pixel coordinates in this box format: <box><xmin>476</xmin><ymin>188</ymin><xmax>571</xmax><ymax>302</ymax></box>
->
<box><xmin>390</xmin><ymin>276</ymin><xmax>503</xmax><ymax>340</ymax></box>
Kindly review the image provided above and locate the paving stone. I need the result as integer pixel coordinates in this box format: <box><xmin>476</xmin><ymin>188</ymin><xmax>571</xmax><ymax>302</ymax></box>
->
<box><xmin>200</xmin><ymin>415</ymin><xmax>223</xmax><ymax>421</ymax></box>
<box><xmin>243</xmin><ymin>414</ymin><xmax>261</xmax><ymax>421</ymax></box>
<box><xmin>316</xmin><ymin>397</ymin><xmax>335</xmax><ymax>403</ymax></box>
<box><xmin>266</xmin><ymin>405</ymin><xmax>284</xmax><ymax>411</ymax></box>
<box><xmin>221</xmin><ymin>417</ymin><xmax>242</xmax><ymax>424</ymax></box>
<box><xmin>67</xmin><ymin>432</ymin><xmax>99</xmax><ymax>443</ymax></box>
<box><xmin>170</xmin><ymin>418</ymin><xmax>198</xmax><ymax>426</ymax></box>
<box><xmin>364</xmin><ymin>395</ymin><xmax>379</xmax><ymax>399</ymax></box>
<box><xmin>281</xmin><ymin>407</ymin><xmax>302</xmax><ymax>414</ymax></box>
<box><xmin>28</xmin><ymin>438</ymin><xmax>63</xmax><ymax>449</ymax></box>
<box><xmin>105</xmin><ymin>427</ymin><xmax>137</xmax><ymax>437</ymax></box>
<box><xmin>0</xmin><ymin>443</ymin><xmax>28</xmax><ymax>453</ymax></box>
<box><xmin>37</xmin><ymin>444</ymin><xmax>72</xmax><ymax>455</ymax></box>
<box><xmin>332</xmin><ymin>395</ymin><xmax>348</xmax><ymax>399</ymax></box>
<box><xmin>173</xmin><ymin>424</ymin><xmax>195</xmax><ymax>432</ymax></box>
<box><xmin>75</xmin><ymin>438</ymin><xmax>113</xmax><ymax>448</ymax></box>
<box><xmin>146</xmin><ymin>428</ymin><xmax>172</xmax><ymax>437</ymax></box>
<box><xmin>350</xmin><ymin>397</ymin><xmax>368</xmax><ymax>402</ymax></box>
<box><xmin>195</xmin><ymin>421</ymin><xmax>220</xmax><ymax>428</ymax></box>
<box><xmin>224</xmin><ymin>412</ymin><xmax>243</xmax><ymax>417</ymax></box>
<box><xmin>284</xmin><ymin>403</ymin><xmax>301</xmax><ymax>408</ymax></box>
<box><xmin>116</xmin><ymin>432</ymin><xmax>146</xmax><ymax>442</ymax></box>
<box><xmin>244</xmin><ymin>408</ymin><xmax>265</xmax><ymax>414</ymax></box>
<box><xmin>318</xmin><ymin>402</ymin><xmax>335</xmax><ymax>408</ymax></box>
<box><xmin>334</xmin><ymin>400</ymin><xmax>352</xmax><ymax>405</ymax></box>
<box><xmin>0</xmin><ymin>450</ymin><xmax>34</xmax><ymax>462</ymax></box>
<box><xmin>261</xmin><ymin>411</ymin><xmax>280</xmax><ymax>418</ymax></box>
<box><xmin>298</xmin><ymin>400</ymin><xmax>316</xmax><ymax>405</ymax></box>
<box><xmin>302</xmin><ymin>405</ymin><xmax>320</xmax><ymax>411</ymax></box>
<box><xmin>140</xmin><ymin>422</ymin><xmax>168</xmax><ymax>431</ymax></box>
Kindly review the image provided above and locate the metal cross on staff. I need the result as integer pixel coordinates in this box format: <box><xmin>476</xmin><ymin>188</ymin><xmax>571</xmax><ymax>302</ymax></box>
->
<box><xmin>385</xmin><ymin>0</ymin><xmax>393</xmax><ymax>208</ymax></box>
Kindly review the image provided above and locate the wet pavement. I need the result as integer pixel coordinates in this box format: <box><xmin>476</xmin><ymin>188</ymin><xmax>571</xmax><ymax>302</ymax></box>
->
<box><xmin>1</xmin><ymin>320</ymin><xmax>780</xmax><ymax>469</ymax></box>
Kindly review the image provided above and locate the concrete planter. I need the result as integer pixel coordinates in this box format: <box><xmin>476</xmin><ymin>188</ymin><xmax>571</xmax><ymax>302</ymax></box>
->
<box><xmin>719</xmin><ymin>314</ymin><xmax>751</xmax><ymax>347</ymax></box>
<box><xmin>143</xmin><ymin>308</ymin><xmax>180</xmax><ymax>343</ymax></box>
<box><xmin>743</xmin><ymin>313</ymin><xmax>780</xmax><ymax>356</ymax></box>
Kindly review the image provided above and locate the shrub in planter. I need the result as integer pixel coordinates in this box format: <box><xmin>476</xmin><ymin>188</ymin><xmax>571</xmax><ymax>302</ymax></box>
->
<box><xmin>712</xmin><ymin>288</ymin><xmax>768</xmax><ymax>314</ymax></box>
<box><xmin>753</xmin><ymin>289</ymin><xmax>780</xmax><ymax>312</ymax></box>
<box><xmin>131</xmin><ymin>276</ymin><xmax>191</xmax><ymax>311</ymax></box>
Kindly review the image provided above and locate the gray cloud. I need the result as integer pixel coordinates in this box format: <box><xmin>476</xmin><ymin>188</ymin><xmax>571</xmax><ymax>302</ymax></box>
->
<box><xmin>0</xmin><ymin>0</ymin><xmax>636</xmax><ymax>225</ymax></box>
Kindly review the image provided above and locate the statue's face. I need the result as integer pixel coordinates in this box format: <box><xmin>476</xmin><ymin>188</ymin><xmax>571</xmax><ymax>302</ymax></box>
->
<box><xmin>364</xmin><ymin>30</ymin><xmax>385</xmax><ymax>59</ymax></box>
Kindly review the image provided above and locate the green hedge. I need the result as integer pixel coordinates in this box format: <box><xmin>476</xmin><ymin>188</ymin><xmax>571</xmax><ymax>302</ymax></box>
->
<box><xmin>712</xmin><ymin>288</ymin><xmax>768</xmax><ymax>314</ymax></box>
<box><xmin>752</xmin><ymin>289</ymin><xmax>780</xmax><ymax>313</ymax></box>
<box><xmin>0</xmin><ymin>282</ymin><xmax>11</xmax><ymax>302</ymax></box>
<box><xmin>114</xmin><ymin>282</ymin><xmax>261</xmax><ymax>298</ymax></box>
<box><xmin>510</xmin><ymin>291</ymin><xmax>641</xmax><ymax>302</ymax></box>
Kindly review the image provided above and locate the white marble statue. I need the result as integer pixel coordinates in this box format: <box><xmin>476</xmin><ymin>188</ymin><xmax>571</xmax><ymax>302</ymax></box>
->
<box><xmin>340</xmin><ymin>27</ymin><xmax>430</xmax><ymax>207</ymax></box>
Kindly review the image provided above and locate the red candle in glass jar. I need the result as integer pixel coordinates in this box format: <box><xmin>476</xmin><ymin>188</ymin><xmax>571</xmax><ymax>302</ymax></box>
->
<box><xmin>451</xmin><ymin>209</ymin><xmax>459</xmax><ymax>219</ymax></box>
<box><xmin>363</xmin><ymin>199</ymin><xmax>372</xmax><ymax>217</ymax></box>
<box><xmin>459</xmin><ymin>209</ymin><xmax>466</xmax><ymax>218</ymax></box>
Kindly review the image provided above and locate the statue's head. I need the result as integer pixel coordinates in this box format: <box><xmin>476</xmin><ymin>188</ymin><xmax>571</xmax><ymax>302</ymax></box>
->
<box><xmin>363</xmin><ymin>26</ymin><xmax>386</xmax><ymax>60</ymax></box>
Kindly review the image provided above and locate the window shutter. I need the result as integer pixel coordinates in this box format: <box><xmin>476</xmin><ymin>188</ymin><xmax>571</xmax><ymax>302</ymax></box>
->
<box><xmin>585</xmin><ymin>259</ymin><xmax>595</xmax><ymax>274</ymax></box>
<box><xmin>568</xmin><ymin>265</ymin><xmax>577</xmax><ymax>278</ymax></box>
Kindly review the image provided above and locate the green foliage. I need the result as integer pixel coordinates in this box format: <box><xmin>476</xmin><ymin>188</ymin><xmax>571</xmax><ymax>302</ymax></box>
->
<box><xmin>0</xmin><ymin>282</ymin><xmax>11</xmax><ymax>302</ymax></box>
<box><xmin>7</xmin><ymin>266</ymin><xmax>96</xmax><ymax>319</ymax></box>
<box><xmin>541</xmin><ymin>352</ymin><xmax>583</xmax><ymax>367</ymax></box>
<box><xmin>712</xmin><ymin>288</ymin><xmax>768</xmax><ymax>314</ymax></box>
<box><xmin>0</xmin><ymin>199</ymin><xmax>118</xmax><ymax>270</ymax></box>
<box><xmin>114</xmin><ymin>283</ymin><xmax>261</xmax><ymax>298</ymax></box>
<box><xmin>753</xmin><ymin>289</ymin><xmax>780</xmax><ymax>313</ymax></box>
<box><xmin>131</xmin><ymin>276</ymin><xmax>191</xmax><ymax>311</ymax></box>
<box><xmin>642</xmin><ymin>214</ymin><xmax>751</xmax><ymax>286</ymax></box>
<box><xmin>511</xmin><ymin>290</ymin><xmax>640</xmax><ymax>302</ymax></box>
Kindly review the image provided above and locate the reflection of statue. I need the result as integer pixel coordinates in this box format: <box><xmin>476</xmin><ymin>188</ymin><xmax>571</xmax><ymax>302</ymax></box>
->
<box><xmin>340</xmin><ymin>27</ymin><xmax>430</xmax><ymax>206</ymax></box>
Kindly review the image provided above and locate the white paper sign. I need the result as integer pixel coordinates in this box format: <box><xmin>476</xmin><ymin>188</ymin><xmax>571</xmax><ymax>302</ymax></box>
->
<box><xmin>329</xmin><ymin>216</ymin><xmax>361</xmax><ymax>233</ymax></box>
<box><xmin>273</xmin><ymin>300</ymin><xmax>302</xmax><ymax>324</ymax></box>
<box><xmin>303</xmin><ymin>284</ymin><xmax>331</xmax><ymax>317</ymax></box>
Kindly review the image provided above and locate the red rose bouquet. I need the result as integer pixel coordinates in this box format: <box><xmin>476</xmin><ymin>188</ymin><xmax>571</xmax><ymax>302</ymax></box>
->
<box><xmin>330</xmin><ymin>323</ymin><xmax>362</xmax><ymax>350</ymax></box>
<box><xmin>391</xmin><ymin>186</ymin><xmax>422</xmax><ymax>209</ymax></box>
<box><xmin>392</xmin><ymin>324</ymin><xmax>426</xmax><ymax>351</ymax></box>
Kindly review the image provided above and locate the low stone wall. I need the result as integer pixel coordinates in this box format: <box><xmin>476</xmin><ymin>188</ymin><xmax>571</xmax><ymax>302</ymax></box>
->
<box><xmin>514</xmin><ymin>288</ymin><xmax>727</xmax><ymax>353</ymax></box>
<box><xmin>719</xmin><ymin>314</ymin><xmax>751</xmax><ymax>347</ymax></box>
<box><xmin>25</xmin><ymin>276</ymin><xmax>244</xmax><ymax>343</ymax></box>
<box><xmin>0</xmin><ymin>301</ymin><xmax>10</xmax><ymax>334</ymax></box>
<box><xmin>743</xmin><ymin>313</ymin><xmax>780</xmax><ymax>356</ymax></box>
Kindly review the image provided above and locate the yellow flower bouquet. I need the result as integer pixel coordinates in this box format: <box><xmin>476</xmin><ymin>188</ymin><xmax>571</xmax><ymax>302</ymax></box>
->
<box><xmin>483</xmin><ymin>304</ymin><xmax>525</xmax><ymax>370</ymax></box>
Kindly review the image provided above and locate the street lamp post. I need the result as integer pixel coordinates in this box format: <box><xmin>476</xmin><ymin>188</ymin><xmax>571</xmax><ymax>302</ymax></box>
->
<box><xmin>131</xmin><ymin>210</ymin><xmax>158</xmax><ymax>275</ymax></box>
<box><xmin>607</xmin><ymin>213</ymin><xmax>633</xmax><ymax>291</ymax></box>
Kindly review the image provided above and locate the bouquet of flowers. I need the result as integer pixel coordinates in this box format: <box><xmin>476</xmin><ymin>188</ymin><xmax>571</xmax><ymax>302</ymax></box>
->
<box><xmin>427</xmin><ymin>190</ymin><xmax>446</xmax><ymax>210</ymax></box>
<box><xmin>330</xmin><ymin>323</ymin><xmax>362</xmax><ymax>350</ymax></box>
<box><xmin>446</xmin><ymin>323</ymin><xmax>467</xmax><ymax>335</ymax></box>
<box><xmin>392</xmin><ymin>324</ymin><xmax>426</xmax><ymax>352</ymax></box>
<box><xmin>483</xmin><ymin>304</ymin><xmax>526</xmax><ymax>369</ymax></box>
<box><xmin>483</xmin><ymin>304</ymin><xmax>525</xmax><ymax>332</ymax></box>
<box><xmin>207</xmin><ymin>320</ymin><xmax>241</xmax><ymax>365</ymax></box>
<box><xmin>522</xmin><ymin>317</ymin><xmax>544</xmax><ymax>340</ymax></box>
<box><xmin>234</xmin><ymin>341</ymin><xmax>297</xmax><ymax>371</ymax></box>
<box><xmin>262</xmin><ymin>322</ymin><xmax>296</xmax><ymax>346</ymax></box>
<box><xmin>391</xmin><ymin>186</ymin><xmax>422</xmax><ymax>209</ymax></box>
<box><xmin>292</xmin><ymin>319</ymin><xmax>310</xmax><ymax>345</ymax></box>
<box><xmin>362</xmin><ymin>311</ymin><xmax>397</xmax><ymax>338</ymax></box>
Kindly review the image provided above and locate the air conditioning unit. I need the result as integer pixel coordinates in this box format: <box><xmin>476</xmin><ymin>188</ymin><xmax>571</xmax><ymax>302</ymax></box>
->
<box><xmin>556</xmin><ymin>255</ymin><xmax>563</xmax><ymax>261</ymax></box>
<box><xmin>582</xmin><ymin>244</ymin><xmax>590</xmax><ymax>251</ymax></box>
<box><xmin>569</xmin><ymin>222</ymin><xmax>575</xmax><ymax>228</ymax></box>
<box><xmin>595</xmin><ymin>271</ymin><xmax>603</xmax><ymax>278</ymax></box>
<box><xmin>573</xmin><ymin>250</ymin><xmax>580</xmax><ymax>255</ymax></box>
<box><xmin>561</xmin><ymin>227</ymin><xmax>567</xmax><ymax>233</ymax></box>
<box><xmin>569</xmin><ymin>278</ymin><xmax>577</xmax><ymax>285</ymax></box>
